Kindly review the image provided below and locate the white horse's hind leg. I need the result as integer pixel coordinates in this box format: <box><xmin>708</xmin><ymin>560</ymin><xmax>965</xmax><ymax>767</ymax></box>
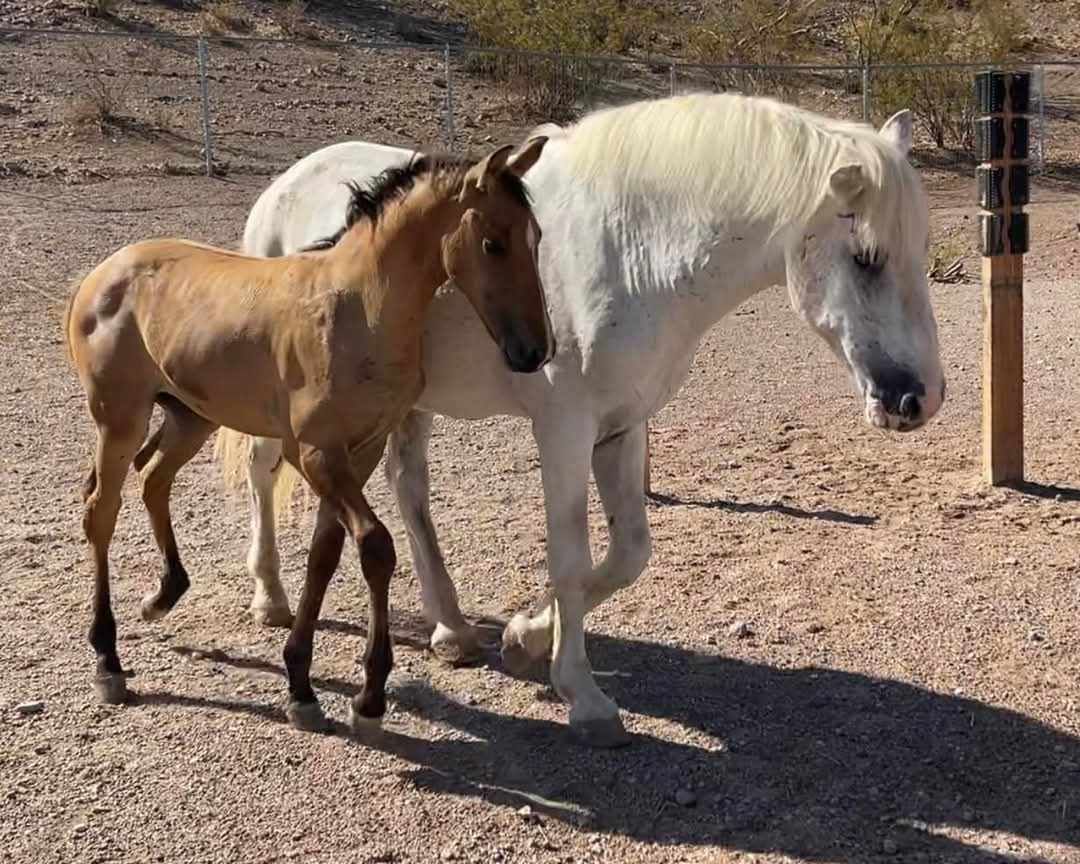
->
<box><xmin>504</xmin><ymin>418</ymin><xmax>628</xmax><ymax>747</ymax></box>
<box><xmin>386</xmin><ymin>411</ymin><xmax>482</xmax><ymax>664</ymax></box>
<box><xmin>247</xmin><ymin>435</ymin><xmax>293</xmax><ymax>628</ymax></box>
<box><xmin>503</xmin><ymin>423</ymin><xmax>651</xmax><ymax>669</ymax></box>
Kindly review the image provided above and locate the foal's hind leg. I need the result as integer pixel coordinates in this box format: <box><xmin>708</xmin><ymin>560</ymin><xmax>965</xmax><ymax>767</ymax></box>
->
<box><xmin>134</xmin><ymin>398</ymin><xmax>218</xmax><ymax>621</ymax></box>
<box><xmin>84</xmin><ymin>406</ymin><xmax>153</xmax><ymax>704</ymax></box>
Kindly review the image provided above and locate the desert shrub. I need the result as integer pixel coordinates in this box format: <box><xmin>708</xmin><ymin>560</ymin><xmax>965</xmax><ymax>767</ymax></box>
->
<box><xmin>689</xmin><ymin>0</ymin><xmax>818</xmax><ymax>67</ymax></box>
<box><xmin>66</xmin><ymin>44</ymin><xmax>131</xmax><ymax>132</ymax></box>
<box><xmin>85</xmin><ymin>0</ymin><xmax>115</xmax><ymax>17</ymax></box>
<box><xmin>450</xmin><ymin>0</ymin><xmax>656</xmax><ymax>55</ymax></box>
<box><xmin>844</xmin><ymin>0</ymin><xmax>1027</xmax><ymax>150</ymax></box>
<box><xmin>202</xmin><ymin>0</ymin><xmax>252</xmax><ymax>34</ymax></box>
<box><xmin>449</xmin><ymin>0</ymin><xmax>657</xmax><ymax>119</ymax></box>
<box><xmin>272</xmin><ymin>0</ymin><xmax>316</xmax><ymax>39</ymax></box>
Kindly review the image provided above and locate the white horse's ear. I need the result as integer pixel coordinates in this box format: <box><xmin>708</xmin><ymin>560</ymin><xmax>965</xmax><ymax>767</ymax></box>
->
<box><xmin>829</xmin><ymin>164</ymin><xmax>865</xmax><ymax>209</ymax></box>
<box><xmin>880</xmin><ymin>109</ymin><xmax>913</xmax><ymax>156</ymax></box>
<box><xmin>505</xmin><ymin>136</ymin><xmax>548</xmax><ymax>178</ymax></box>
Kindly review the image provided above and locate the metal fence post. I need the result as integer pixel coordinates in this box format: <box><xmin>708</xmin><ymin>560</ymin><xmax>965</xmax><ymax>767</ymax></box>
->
<box><xmin>1035</xmin><ymin>64</ymin><xmax>1046</xmax><ymax>174</ymax></box>
<box><xmin>196</xmin><ymin>37</ymin><xmax>215</xmax><ymax>177</ymax></box>
<box><xmin>444</xmin><ymin>43</ymin><xmax>455</xmax><ymax>152</ymax></box>
<box><xmin>670</xmin><ymin>63</ymin><xmax>676</xmax><ymax>97</ymax></box>
<box><xmin>861</xmin><ymin>64</ymin><xmax>871</xmax><ymax>123</ymax></box>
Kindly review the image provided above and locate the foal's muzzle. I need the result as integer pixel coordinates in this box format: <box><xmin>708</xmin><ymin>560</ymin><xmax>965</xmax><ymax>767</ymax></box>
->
<box><xmin>503</xmin><ymin>335</ymin><xmax>551</xmax><ymax>374</ymax></box>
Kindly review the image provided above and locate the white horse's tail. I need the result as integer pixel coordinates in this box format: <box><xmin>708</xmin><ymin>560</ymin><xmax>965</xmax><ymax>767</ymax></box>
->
<box><xmin>213</xmin><ymin>429</ymin><xmax>309</xmax><ymax>524</ymax></box>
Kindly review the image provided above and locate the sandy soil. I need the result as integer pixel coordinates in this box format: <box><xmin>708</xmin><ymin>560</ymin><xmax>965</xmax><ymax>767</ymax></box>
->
<box><xmin>2</xmin><ymin>7</ymin><xmax>1080</xmax><ymax>864</ymax></box>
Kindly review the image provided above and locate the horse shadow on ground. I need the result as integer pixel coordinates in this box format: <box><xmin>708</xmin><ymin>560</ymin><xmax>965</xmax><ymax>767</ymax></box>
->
<box><xmin>158</xmin><ymin>610</ymin><xmax>1080</xmax><ymax>864</ymax></box>
<box><xmin>646</xmin><ymin>491</ymin><xmax>878</xmax><ymax>527</ymax></box>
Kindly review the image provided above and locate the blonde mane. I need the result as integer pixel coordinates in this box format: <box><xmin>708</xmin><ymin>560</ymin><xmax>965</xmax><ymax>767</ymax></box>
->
<box><xmin>560</xmin><ymin>91</ymin><xmax>928</xmax><ymax>255</ymax></box>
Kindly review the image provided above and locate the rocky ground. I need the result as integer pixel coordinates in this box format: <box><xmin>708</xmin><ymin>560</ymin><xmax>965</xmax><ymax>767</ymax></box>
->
<box><xmin>1</xmin><ymin>3</ymin><xmax>1080</xmax><ymax>864</ymax></box>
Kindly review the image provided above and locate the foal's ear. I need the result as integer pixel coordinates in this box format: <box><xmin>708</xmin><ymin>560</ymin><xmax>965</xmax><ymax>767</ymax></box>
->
<box><xmin>879</xmin><ymin>109</ymin><xmax>914</xmax><ymax>157</ymax></box>
<box><xmin>461</xmin><ymin>144</ymin><xmax>516</xmax><ymax>196</ymax></box>
<box><xmin>829</xmin><ymin>163</ymin><xmax>865</xmax><ymax>210</ymax></box>
<box><xmin>505</xmin><ymin>136</ymin><xmax>549</xmax><ymax>178</ymax></box>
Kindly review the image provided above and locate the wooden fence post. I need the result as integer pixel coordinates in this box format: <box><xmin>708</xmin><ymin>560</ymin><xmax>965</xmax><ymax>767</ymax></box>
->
<box><xmin>975</xmin><ymin>69</ymin><xmax>1030</xmax><ymax>486</ymax></box>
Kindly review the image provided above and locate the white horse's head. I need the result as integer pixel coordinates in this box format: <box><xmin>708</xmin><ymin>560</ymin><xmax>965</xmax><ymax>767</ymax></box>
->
<box><xmin>785</xmin><ymin>110</ymin><xmax>944</xmax><ymax>431</ymax></box>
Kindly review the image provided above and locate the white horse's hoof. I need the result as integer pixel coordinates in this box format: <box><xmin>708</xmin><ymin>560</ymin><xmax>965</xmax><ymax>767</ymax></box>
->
<box><xmin>286</xmin><ymin>700</ymin><xmax>332</xmax><ymax>733</ymax></box>
<box><xmin>570</xmin><ymin>714</ymin><xmax>632</xmax><ymax>749</ymax></box>
<box><xmin>250</xmin><ymin>604</ymin><xmax>294</xmax><ymax>629</ymax></box>
<box><xmin>93</xmin><ymin>674</ymin><xmax>129</xmax><ymax>705</ymax></box>
<box><xmin>500</xmin><ymin>636</ymin><xmax>536</xmax><ymax>677</ymax></box>
<box><xmin>348</xmin><ymin>703</ymin><xmax>385</xmax><ymax>734</ymax></box>
<box><xmin>430</xmin><ymin>622</ymin><xmax>483</xmax><ymax>667</ymax></box>
<box><xmin>500</xmin><ymin>613</ymin><xmax>545</xmax><ymax>676</ymax></box>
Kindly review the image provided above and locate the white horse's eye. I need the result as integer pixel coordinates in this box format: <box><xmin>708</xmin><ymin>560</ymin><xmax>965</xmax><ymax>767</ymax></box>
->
<box><xmin>854</xmin><ymin>248</ymin><xmax>882</xmax><ymax>271</ymax></box>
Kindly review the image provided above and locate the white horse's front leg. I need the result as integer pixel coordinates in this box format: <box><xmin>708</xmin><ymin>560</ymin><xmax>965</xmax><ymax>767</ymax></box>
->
<box><xmin>503</xmin><ymin>424</ymin><xmax>652</xmax><ymax>668</ymax></box>
<box><xmin>386</xmin><ymin>411</ymin><xmax>482</xmax><ymax>664</ymax></box>
<box><xmin>505</xmin><ymin>418</ymin><xmax>628</xmax><ymax>747</ymax></box>
<box><xmin>584</xmin><ymin>422</ymin><xmax>652</xmax><ymax>608</ymax></box>
<box><xmin>246</xmin><ymin>435</ymin><xmax>293</xmax><ymax>627</ymax></box>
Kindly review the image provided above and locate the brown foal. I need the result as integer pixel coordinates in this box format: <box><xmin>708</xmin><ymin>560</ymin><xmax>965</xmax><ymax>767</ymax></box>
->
<box><xmin>64</xmin><ymin>138</ymin><xmax>552</xmax><ymax>731</ymax></box>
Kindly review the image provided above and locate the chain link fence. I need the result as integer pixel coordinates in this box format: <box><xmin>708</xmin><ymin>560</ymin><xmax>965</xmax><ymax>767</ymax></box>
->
<box><xmin>1</xmin><ymin>28</ymin><xmax>1078</xmax><ymax>202</ymax></box>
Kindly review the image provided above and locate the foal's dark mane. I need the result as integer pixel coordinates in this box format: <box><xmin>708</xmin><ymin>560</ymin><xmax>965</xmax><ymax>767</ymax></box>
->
<box><xmin>301</xmin><ymin>151</ymin><xmax>531</xmax><ymax>252</ymax></box>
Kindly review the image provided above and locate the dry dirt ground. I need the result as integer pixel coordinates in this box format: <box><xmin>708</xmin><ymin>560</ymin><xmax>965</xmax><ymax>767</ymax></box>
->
<box><xmin>3</xmin><ymin>12</ymin><xmax>1080</xmax><ymax>864</ymax></box>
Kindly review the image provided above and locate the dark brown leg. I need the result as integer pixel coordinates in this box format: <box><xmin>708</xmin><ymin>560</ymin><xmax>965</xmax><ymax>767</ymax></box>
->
<box><xmin>282</xmin><ymin>497</ymin><xmax>345</xmax><ymax>732</ymax></box>
<box><xmin>351</xmin><ymin>516</ymin><xmax>395</xmax><ymax>727</ymax></box>
<box><xmin>84</xmin><ymin>409</ymin><xmax>151</xmax><ymax>703</ymax></box>
<box><xmin>135</xmin><ymin>400</ymin><xmax>217</xmax><ymax>621</ymax></box>
<box><xmin>282</xmin><ymin>441</ymin><xmax>393</xmax><ymax>733</ymax></box>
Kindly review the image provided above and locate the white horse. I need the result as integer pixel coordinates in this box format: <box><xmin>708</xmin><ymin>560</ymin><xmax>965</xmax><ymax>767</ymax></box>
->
<box><xmin>217</xmin><ymin>92</ymin><xmax>945</xmax><ymax>746</ymax></box>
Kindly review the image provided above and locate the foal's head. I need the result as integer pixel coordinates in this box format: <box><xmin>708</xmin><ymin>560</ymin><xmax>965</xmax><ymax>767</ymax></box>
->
<box><xmin>439</xmin><ymin>138</ymin><xmax>554</xmax><ymax>375</ymax></box>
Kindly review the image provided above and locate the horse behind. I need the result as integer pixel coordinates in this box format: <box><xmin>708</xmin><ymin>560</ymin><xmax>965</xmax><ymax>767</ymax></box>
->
<box><xmin>64</xmin><ymin>137</ymin><xmax>552</xmax><ymax>732</ymax></box>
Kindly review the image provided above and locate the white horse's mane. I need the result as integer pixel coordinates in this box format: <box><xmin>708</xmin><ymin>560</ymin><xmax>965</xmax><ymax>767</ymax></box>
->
<box><xmin>556</xmin><ymin>91</ymin><xmax>928</xmax><ymax>255</ymax></box>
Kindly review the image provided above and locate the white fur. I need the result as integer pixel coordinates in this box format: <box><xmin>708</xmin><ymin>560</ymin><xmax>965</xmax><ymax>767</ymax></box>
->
<box><xmin>230</xmin><ymin>92</ymin><xmax>944</xmax><ymax>737</ymax></box>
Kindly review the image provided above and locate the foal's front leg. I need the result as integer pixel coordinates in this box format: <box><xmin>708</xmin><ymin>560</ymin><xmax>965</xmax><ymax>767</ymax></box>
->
<box><xmin>283</xmin><ymin>442</ymin><xmax>395</xmax><ymax>733</ymax></box>
<box><xmin>282</xmin><ymin>497</ymin><xmax>345</xmax><ymax>732</ymax></box>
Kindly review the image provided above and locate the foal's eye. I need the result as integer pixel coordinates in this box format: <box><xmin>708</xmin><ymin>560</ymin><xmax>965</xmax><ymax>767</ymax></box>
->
<box><xmin>482</xmin><ymin>237</ymin><xmax>505</xmax><ymax>256</ymax></box>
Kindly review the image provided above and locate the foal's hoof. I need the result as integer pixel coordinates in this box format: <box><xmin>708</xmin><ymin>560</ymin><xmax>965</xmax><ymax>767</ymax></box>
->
<box><xmin>139</xmin><ymin>594</ymin><xmax>169</xmax><ymax>622</ymax></box>
<box><xmin>571</xmin><ymin>715</ymin><xmax>632</xmax><ymax>749</ymax></box>
<box><xmin>249</xmin><ymin>604</ymin><xmax>294</xmax><ymax>629</ymax></box>
<box><xmin>430</xmin><ymin>622</ymin><xmax>484</xmax><ymax>667</ymax></box>
<box><xmin>286</xmin><ymin>700</ymin><xmax>332</xmax><ymax>733</ymax></box>
<box><xmin>93</xmin><ymin>674</ymin><xmax>129</xmax><ymax>705</ymax></box>
<box><xmin>348</xmin><ymin>703</ymin><xmax>385</xmax><ymax>735</ymax></box>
